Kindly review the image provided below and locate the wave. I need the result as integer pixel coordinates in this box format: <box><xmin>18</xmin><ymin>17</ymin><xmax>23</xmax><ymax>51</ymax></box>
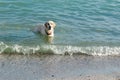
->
<box><xmin>0</xmin><ymin>42</ymin><xmax>120</xmax><ymax>56</ymax></box>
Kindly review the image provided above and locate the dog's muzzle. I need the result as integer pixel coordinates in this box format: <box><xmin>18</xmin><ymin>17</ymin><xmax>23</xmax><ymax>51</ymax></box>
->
<box><xmin>45</xmin><ymin>30</ymin><xmax>52</xmax><ymax>35</ymax></box>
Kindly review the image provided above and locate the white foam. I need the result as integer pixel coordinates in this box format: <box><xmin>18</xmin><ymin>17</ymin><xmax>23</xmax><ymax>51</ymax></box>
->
<box><xmin>0</xmin><ymin>42</ymin><xmax>120</xmax><ymax>56</ymax></box>
<box><xmin>12</xmin><ymin>45</ymin><xmax>40</xmax><ymax>54</ymax></box>
<box><xmin>41</xmin><ymin>45</ymin><xmax>120</xmax><ymax>56</ymax></box>
<box><xmin>0</xmin><ymin>42</ymin><xmax>9</xmax><ymax>53</ymax></box>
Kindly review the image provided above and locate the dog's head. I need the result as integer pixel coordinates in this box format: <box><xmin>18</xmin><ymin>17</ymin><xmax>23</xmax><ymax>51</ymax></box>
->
<box><xmin>44</xmin><ymin>21</ymin><xmax>56</xmax><ymax>36</ymax></box>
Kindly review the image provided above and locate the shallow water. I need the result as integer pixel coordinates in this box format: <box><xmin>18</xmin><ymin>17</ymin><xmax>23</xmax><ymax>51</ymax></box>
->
<box><xmin>0</xmin><ymin>0</ymin><xmax>120</xmax><ymax>55</ymax></box>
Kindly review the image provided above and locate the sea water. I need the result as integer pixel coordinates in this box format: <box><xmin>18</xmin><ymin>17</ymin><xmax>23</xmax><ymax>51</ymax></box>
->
<box><xmin>0</xmin><ymin>0</ymin><xmax>120</xmax><ymax>56</ymax></box>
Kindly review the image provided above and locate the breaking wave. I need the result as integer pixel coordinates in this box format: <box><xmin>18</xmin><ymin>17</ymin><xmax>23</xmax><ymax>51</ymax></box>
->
<box><xmin>0</xmin><ymin>42</ymin><xmax>120</xmax><ymax>56</ymax></box>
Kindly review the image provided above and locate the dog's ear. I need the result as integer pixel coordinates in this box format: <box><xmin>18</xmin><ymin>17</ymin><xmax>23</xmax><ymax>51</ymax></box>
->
<box><xmin>44</xmin><ymin>22</ymin><xmax>48</xmax><ymax>28</ymax></box>
<box><xmin>52</xmin><ymin>22</ymin><xmax>56</xmax><ymax>28</ymax></box>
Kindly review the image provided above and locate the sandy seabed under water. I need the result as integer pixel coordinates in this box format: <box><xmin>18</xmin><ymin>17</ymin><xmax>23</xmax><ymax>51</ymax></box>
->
<box><xmin>0</xmin><ymin>54</ymin><xmax>120</xmax><ymax>80</ymax></box>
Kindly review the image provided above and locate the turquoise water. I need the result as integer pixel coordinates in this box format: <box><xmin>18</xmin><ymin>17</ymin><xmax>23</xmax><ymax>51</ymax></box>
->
<box><xmin>0</xmin><ymin>0</ymin><xmax>120</xmax><ymax>55</ymax></box>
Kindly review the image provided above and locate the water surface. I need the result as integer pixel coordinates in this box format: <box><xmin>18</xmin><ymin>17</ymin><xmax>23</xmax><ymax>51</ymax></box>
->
<box><xmin>0</xmin><ymin>0</ymin><xmax>120</xmax><ymax>55</ymax></box>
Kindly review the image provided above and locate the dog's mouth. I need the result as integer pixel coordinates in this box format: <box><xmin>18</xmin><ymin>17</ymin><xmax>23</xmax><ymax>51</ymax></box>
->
<box><xmin>45</xmin><ymin>30</ymin><xmax>52</xmax><ymax>35</ymax></box>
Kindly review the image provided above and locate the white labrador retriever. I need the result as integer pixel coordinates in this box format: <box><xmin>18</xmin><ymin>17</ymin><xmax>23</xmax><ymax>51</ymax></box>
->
<box><xmin>33</xmin><ymin>21</ymin><xmax>56</xmax><ymax>37</ymax></box>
